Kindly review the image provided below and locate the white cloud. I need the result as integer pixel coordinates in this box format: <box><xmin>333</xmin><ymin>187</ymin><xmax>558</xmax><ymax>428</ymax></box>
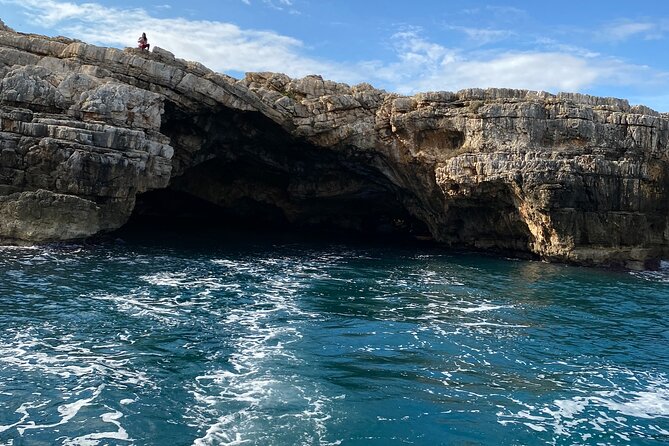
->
<box><xmin>373</xmin><ymin>31</ymin><xmax>662</xmax><ymax>96</ymax></box>
<box><xmin>462</xmin><ymin>5</ymin><xmax>527</xmax><ymax>18</ymax></box>
<box><xmin>599</xmin><ymin>21</ymin><xmax>662</xmax><ymax>41</ymax></box>
<box><xmin>534</xmin><ymin>37</ymin><xmax>600</xmax><ymax>59</ymax></box>
<box><xmin>445</xmin><ymin>53</ymin><xmax>600</xmax><ymax>92</ymax></box>
<box><xmin>263</xmin><ymin>0</ymin><xmax>300</xmax><ymax>15</ymax></box>
<box><xmin>239</xmin><ymin>0</ymin><xmax>295</xmax><ymax>11</ymax></box>
<box><xmin>446</xmin><ymin>25</ymin><xmax>515</xmax><ymax>45</ymax></box>
<box><xmin>1</xmin><ymin>0</ymin><xmax>333</xmax><ymax>77</ymax></box>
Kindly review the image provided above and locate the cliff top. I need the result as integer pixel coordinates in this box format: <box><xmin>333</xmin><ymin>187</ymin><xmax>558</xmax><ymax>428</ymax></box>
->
<box><xmin>0</xmin><ymin>23</ymin><xmax>666</xmax><ymax>119</ymax></box>
<box><xmin>1</xmin><ymin>22</ymin><xmax>668</xmax><ymax>269</ymax></box>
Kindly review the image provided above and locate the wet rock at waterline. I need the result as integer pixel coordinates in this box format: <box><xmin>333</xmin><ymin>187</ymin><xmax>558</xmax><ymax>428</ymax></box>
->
<box><xmin>0</xmin><ymin>26</ymin><xmax>668</xmax><ymax>268</ymax></box>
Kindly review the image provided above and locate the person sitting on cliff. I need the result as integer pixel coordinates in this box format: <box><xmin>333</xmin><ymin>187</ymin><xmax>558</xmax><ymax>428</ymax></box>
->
<box><xmin>138</xmin><ymin>32</ymin><xmax>150</xmax><ymax>51</ymax></box>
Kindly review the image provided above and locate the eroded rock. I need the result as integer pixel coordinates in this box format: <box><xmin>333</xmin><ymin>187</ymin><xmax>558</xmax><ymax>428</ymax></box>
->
<box><xmin>0</xmin><ymin>25</ymin><xmax>667</xmax><ymax>268</ymax></box>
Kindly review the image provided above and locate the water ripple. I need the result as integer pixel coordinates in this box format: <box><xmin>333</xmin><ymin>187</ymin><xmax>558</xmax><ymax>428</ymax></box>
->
<box><xmin>0</xmin><ymin>241</ymin><xmax>667</xmax><ymax>445</ymax></box>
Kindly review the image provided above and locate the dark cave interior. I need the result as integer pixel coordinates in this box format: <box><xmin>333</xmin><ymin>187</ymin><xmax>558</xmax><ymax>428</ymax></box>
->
<box><xmin>118</xmin><ymin>101</ymin><xmax>542</xmax><ymax>257</ymax></box>
<box><xmin>123</xmin><ymin>101</ymin><xmax>432</xmax><ymax>242</ymax></box>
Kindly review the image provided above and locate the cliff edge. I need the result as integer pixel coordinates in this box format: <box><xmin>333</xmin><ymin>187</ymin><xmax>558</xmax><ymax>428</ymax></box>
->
<box><xmin>1</xmin><ymin>26</ymin><xmax>668</xmax><ymax>268</ymax></box>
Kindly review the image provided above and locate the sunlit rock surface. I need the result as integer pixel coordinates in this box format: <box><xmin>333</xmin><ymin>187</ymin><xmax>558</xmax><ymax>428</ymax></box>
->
<box><xmin>1</xmin><ymin>26</ymin><xmax>667</xmax><ymax>268</ymax></box>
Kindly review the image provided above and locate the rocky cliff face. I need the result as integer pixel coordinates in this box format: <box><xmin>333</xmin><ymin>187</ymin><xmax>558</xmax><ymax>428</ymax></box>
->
<box><xmin>1</xmin><ymin>26</ymin><xmax>668</xmax><ymax>268</ymax></box>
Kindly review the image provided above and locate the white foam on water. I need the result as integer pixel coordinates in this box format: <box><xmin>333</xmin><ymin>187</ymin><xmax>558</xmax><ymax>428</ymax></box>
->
<box><xmin>0</xmin><ymin>319</ymin><xmax>156</xmax><ymax>442</ymax></box>
<box><xmin>0</xmin><ymin>322</ymin><xmax>146</xmax><ymax>442</ymax></box>
<box><xmin>140</xmin><ymin>272</ymin><xmax>231</xmax><ymax>292</ymax></box>
<box><xmin>651</xmin><ymin>424</ymin><xmax>669</xmax><ymax>435</ymax></box>
<box><xmin>0</xmin><ymin>328</ymin><xmax>153</xmax><ymax>388</ymax></box>
<box><xmin>210</xmin><ymin>259</ymin><xmax>238</xmax><ymax>268</ymax></box>
<box><xmin>141</xmin><ymin>272</ymin><xmax>191</xmax><ymax>287</ymax></box>
<box><xmin>458</xmin><ymin>304</ymin><xmax>514</xmax><ymax>313</ymax></box>
<box><xmin>497</xmin><ymin>366</ymin><xmax>669</xmax><ymax>441</ymax></box>
<box><xmin>630</xmin><ymin>260</ymin><xmax>669</xmax><ymax>283</ymax></box>
<box><xmin>16</xmin><ymin>385</ymin><xmax>104</xmax><ymax>435</ymax></box>
<box><xmin>0</xmin><ymin>245</ymin><xmax>41</xmax><ymax>250</ymax></box>
<box><xmin>593</xmin><ymin>386</ymin><xmax>669</xmax><ymax>419</ymax></box>
<box><xmin>61</xmin><ymin>410</ymin><xmax>131</xmax><ymax>446</ymax></box>
<box><xmin>187</xmin><ymin>263</ymin><xmax>341</xmax><ymax>446</ymax></box>
<box><xmin>461</xmin><ymin>321</ymin><xmax>528</xmax><ymax>329</ymax></box>
<box><xmin>91</xmin><ymin>292</ymin><xmax>182</xmax><ymax>324</ymax></box>
<box><xmin>0</xmin><ymin>401</ymin><xmax>35</xmax><ymax>433</ymax></box>
<box><xmin>90</xmin><ymin>266</ymin><xmax>251</xmax><ymax>327</ymax></box>
<box><xmin>524</xmin><ymin>422</ymin><xmax>546</xmax><ymax>432</ymax></box>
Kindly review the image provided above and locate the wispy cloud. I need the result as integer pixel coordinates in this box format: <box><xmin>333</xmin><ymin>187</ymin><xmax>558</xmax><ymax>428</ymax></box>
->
<box><xmin>374</xmin><ymin>30</ymin><xmax>656</xmax><ymax>95</ymax></box>
<box><xmin>1</xmin><ymin>0</ymin><xmax>330</xmax><ymax>76</ymax></box>
<box><xmin>461</xmin><ymin>5</ymin><xmax>529</xmax><ymax>24</ymax></box>
<box><xmin>598</xmin><ymin>20</ymin><xmax>665</xmax><ymax>42</ymax></box>
<box><xmin>240</xmin><ymin>0</ymin><xmax>297</xmax><ymax>13</ymax></box>
<box><xmin>462</xmin><ymin>5</ymin><xmax>527</xmax><ymax>18</ymax></box>
<box><xmin>446</xmin><ymin>25</ymin><xmax>515</xmax><ymax>45</ymax></box>
<box><xmin>534</xmin><ymin>37</ymin><xmax>600</xmax><ymax>58</ymax></box>
<box><xmin>373</xmin><ymin>30</ymin><xmax>667</xmax><ymax>97</ymax></box>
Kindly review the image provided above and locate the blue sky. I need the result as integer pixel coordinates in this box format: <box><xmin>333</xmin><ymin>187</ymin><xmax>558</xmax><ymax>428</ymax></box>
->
<box><xmin>2</xmin><ymin>0</ymin><xmax>669</xmax><ymax>111</ymax></box>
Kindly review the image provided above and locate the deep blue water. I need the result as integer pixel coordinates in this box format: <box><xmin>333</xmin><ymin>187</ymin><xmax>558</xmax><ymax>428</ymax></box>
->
<box><xmin>0</xmin><ymin>233</ymin><xmax>668</xmax><ymax>446</ymax></box>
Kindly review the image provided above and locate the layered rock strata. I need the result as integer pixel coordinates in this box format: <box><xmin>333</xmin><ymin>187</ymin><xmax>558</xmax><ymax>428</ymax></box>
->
<box><xmin>1</xmin><ymin>26</ymin><xmax>668</xmax><ymax>268</ymax></box>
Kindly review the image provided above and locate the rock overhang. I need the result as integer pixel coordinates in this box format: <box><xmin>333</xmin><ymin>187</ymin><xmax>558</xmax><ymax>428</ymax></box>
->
<box><xmin>0</xmin><ymin>25</ymin><xmax>667</xmax><ymax>269</ymax></box>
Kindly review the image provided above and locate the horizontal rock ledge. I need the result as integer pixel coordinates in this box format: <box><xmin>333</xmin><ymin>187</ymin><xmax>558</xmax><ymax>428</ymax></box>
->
<box><xmin>0</xmin><ymin>25</ymin><xmax>668</xmax><ymax>269</ymax></box>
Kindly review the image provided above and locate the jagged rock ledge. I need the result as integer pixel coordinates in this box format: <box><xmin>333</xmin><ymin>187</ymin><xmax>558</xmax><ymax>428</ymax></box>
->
<box><xmin>1</xmin><ymin>25</ymin><xmax>668</xmax><ymax>269</ymax></box>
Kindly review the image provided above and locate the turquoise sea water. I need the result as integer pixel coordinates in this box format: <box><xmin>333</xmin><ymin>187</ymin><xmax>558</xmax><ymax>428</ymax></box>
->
<box><xmin>0</xmin><ymin>233</ymin><xmax>668</xmax><ymax>446</ymax></box>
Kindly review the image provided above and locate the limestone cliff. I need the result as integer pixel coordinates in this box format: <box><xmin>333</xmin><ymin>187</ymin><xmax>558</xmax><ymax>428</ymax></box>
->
<box><xmin>1</xmin><ymin>26</ymin><xmax>668</xmax><ymax>269</ymax></box>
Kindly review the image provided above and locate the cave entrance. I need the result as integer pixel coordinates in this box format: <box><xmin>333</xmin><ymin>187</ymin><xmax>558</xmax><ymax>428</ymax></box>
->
<box><xmin>438</xmin><ymin>181</ymin><xmax>535</xmax><ymax>256</ymax></box>
<box><xmin>121</xmin><ymin>102</ymin><xmax>432</xmax><ymax>243</ymax></box>
<box><xmin>127</xmin><ymin>158</ymin><xmax>430</xmax><ymax>241</ymax></box>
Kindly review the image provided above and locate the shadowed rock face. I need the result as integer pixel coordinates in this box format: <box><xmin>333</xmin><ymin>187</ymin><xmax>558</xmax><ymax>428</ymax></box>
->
<box><xmin>0</xmin><ymin>27</ymin><xmax>668</xmax><ymax>268</ymax></box>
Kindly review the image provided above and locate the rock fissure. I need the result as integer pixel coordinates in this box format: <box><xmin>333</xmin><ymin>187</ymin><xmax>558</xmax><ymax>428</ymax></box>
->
<box><xmin>1</xmin><ymin>27</ymin><xmax>668</xmax><ymax>268</ymax></box>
